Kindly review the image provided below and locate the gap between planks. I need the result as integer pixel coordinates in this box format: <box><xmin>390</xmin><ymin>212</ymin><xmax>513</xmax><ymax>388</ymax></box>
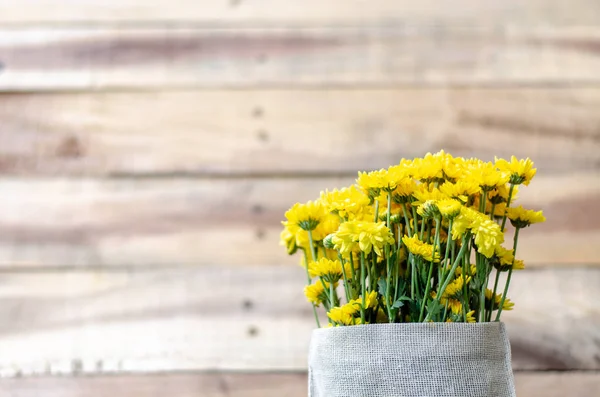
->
<box><xmin>0</xmin><ymin>266</ymin><xmax>596</xmax><ymax>375</ymax></box>
<box><xmin>1</xmin><ymin>25</ymin><xmax>600</xmax><ymax>89</ymax></box>
<box><xmin>0</xmin><ymin>88</ymin><xmax>599</xmax><ymax>175</ymax></box>
<box><xmin>0</xmin><ymin>371</ymin><xmax>598</xmax><ymax>397</ymax></box>
<box><xmin>0</xmin><ymin>174</ymin><xmax>597</xmax><ymax>268</ymax></box>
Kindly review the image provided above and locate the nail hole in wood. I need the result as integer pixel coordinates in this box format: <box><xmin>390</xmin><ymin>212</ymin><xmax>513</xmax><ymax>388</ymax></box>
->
<box><xmin>252</xmin><ymin>204</ymin><xmax>264</xmax><ymax>214</ymax></box>
<box><xmin>243</xmin><ymin>299</ymin><xmax>254</xmax><ymax>310</ymax></box>
<box><xmin>255</xmin><ymin>228</ymin><xmax>266</xmax><ymax>240</ymax></box>
<box><xmin>247</xmin><ymin>326</ymin><xmax>259</xmax><ymax>337</ymax></box>
<box><xmin>253</xmin><ymin>107</ymin><xmax>264</xmax><ymax>118</ymax></box>
<box><xmin>71</xmin><ymin>359</ymin><xmax>83</xmax><ymax>374</ymax></box>
<box><xmin>56</xmin><ymin>135</ymin><xmax>84</xmax><ymax>159</ymax></box>
<box><xmin>257</xmin><ymin>129</ymin><xmax>269</xmax><ymax>142</ymax></box>
<box><xmin>257</xmin><ymin>53</ymin><xmax>268</xmax><ymax>63</ymax></box>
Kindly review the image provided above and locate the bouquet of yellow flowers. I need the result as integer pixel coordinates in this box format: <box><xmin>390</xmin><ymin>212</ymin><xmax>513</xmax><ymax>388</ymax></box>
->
<box><xmin>281</xmin><ymin>151</ymin><xmax>545</xmax><ymax>327</ymax></box>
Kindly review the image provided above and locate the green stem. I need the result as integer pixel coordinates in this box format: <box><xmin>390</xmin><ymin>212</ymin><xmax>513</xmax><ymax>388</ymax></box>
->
<box><xmin>462</xmin><ymin>240</ymin><xmax>471</xmax><ymax>322</ymax></box>
<box><xmin>478</xmin><ymin>254</ymin><xmax>486</xmax><ymax>322</ymax></box>
<box><xmin>303</xmin><ymin>250</ymin><xmax>321</xmax><ymax>328</ymax></box>
<box><xmin>490</xmin><ymin>203</ymin><xmax>497</xmax><ymax>222</ymax></box>
<box><xmin>307</xmin><ymin>230</ymin><xmax>318</xmax><ymax>263</ymax></box>
<box><xmin>385</xmin><ymin>193</ymin><xmax>393</xmax><ymax>320</ymax></box>
<box><xmin>488</xmin><ymin>268</ymin><xmax>501</xmax><ymax>322</ymax></box>
<box><xmin>339</xmin><ymin>254</ymin><xmax>351</xmax><ymax>303</ymax></box>
<box><xmin>410</xmin><ymin>254</ymin><xmax>416</xmax><ymax>300</ymax></box>
<box><xmin>424</xmin><ymin>233</ymin><xmax>470</xmax><ymax>322</ymax></box>
<box><xmin>442</xmin><ymin>301</ymin><xmax>449</xmax><ymax>322</ymax></box>
<box><xmin>367</xmin><ymin>253</ymin><xmax>377</xmax><ymax>292</ymax></box>
<box><xmin>374</xmin><ymin>200</ymin><xmax>380</xmax><ymax>222</ymax></box>
<box><xmin>349</xmin><ymin>252</ymin><xmax>359</xmax><ymax>299</ymax></box>
<box><xmin>479</xmin><ymin>190</ymin><xmax>488</xmax><ymax>214</ymax></box>
<box><xmin>495</xmin><ymin>227</ymin><xmax>521</xmax><ymax>321</ymax></box>
<box><xmin>402</xmin><ymin>203</ymin><xmax>412</xmax><ymax>237</ymax></box>
<box><xmin>360</xmin><ymin>252</ymin><xmax>367</xmax><ymax>323</ymax></box>
<box><xmin>425</xmin><ymin>220</ymin><xmax>432</xmax><ymax>244</ymax></box>
<box><xmin>419</xmin><ymin>217</ymin><xmax>441</xmax><ymax>322</ymax></box>
<box><xmin>329</xmin><ymin>281</ymin><xmax>336</xmax><ymax>309</ymax></box>
<box><xmin>411</xmin><ymin>205</ymin><xmax>418</xmax><ymax>237</ymax></box>
<box><xmin>500</xmin><ymin>184</ymin><xmax>516</xmax><ymax>231</ymax></box>
<box><xmin>439</xmin><ymin>226</ymin><xmax>455</xmax><ymax>291</ymax></box>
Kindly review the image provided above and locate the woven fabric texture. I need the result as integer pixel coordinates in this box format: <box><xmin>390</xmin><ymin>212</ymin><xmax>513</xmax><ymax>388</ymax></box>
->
<box><xmin>308</xmin><ymin>322</ymin><xmax>516</xmax><ymax>397</ymax></box>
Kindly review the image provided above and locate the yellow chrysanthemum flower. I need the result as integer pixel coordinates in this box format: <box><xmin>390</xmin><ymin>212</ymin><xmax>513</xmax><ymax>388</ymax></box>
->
<box><xmin>506</xmin><ymin>206</ymin><xmax>546</xmax><ymax>228</ymax></box>
<box><xmin>332</xmin><ymin>221</ymin><xmax>395</xmax><ymax>256</ymax></box>
<box><xmin>412</xmin><ymin>185</ymin><xmax>448</xmax><ymax>207</ymax></box>
<box><xmin>320</xmin><ymin>185</ymin><xmax>371</xmax><ymax>220</ymax></box>
<box><xmin>431</xmin><ymin>288</ymin><xmax>464</xmax><ymax>318</ymax></box>
<box><xmin>466</xmin><ymin>310</ymin><xmax>476</xmax><ymax>323</ymax></box>
<box><xmin>402</xmin><ymin>235</ymin><xmax>440</xmax><ymax>263</ymax></box>
<box><xmin>452</xmin><ymin>207</ymin><xmax>504</xmax><ymax>257</ymax></box>
<box><xmin>436</xmin><ymin>199</ymin><xmax>463</xmax><ymax>219</ymax></box>
<box><xmin>512</xmin><ymin>259</ymin><xmax>525</xmax><ymax>270</ymax></box>
<box><xmin>492</xmin><ymin>246</ymin><xmax>515</xmax><ymax>271</ymax></box>
<box><xmin>442</xmin><ymin>277</ymin><xmax>469</xmax><ymax>299</ymax></box>
<box><xmin>412</xmin><ymin>153</ymin><xmax>444</xmax><ymax>183</ymax></box>
<box><xmin>469</xmin><ymin>162</ymin><xmax>509</xmax><ymax>191</ymax></box>
<box><xmin>304</xmin><ymin>281</ymin><xmax>336</xmax><ymax>306</ymax></box>
<box><xmin>417</xmin><ymin>200</ymin><xmax>440</xmax><ymax>219</ymax></box>
<box><xmin>284</xmin><ymin>201</ymin><xmax>327</xmax><ymax>231</ymax></box>
<box><xmin>357</xmin><ymin>166</ymin><xmax>407</xmax><ymax>197</ymax></box>
<box><xmin>454</xmin><ymin>264</ymin><xmax>477</xmax><ymax>278</ymax></box>
<box><xmin>391</xmin><ymin>178</ymin><xmax>418</xmax><ymax>204</ymax></box>
<box><xmin>327</xmin><ymin>291</ymin><xmax>378</xmax><ymax>325</ymax></box>
<box><xmin>439</xmin><ymin>180</ymin><xmax>481</xmax><ymax>202</ymax></box>
<box><xmin>281</xmin><ymin>200</ymin><xmax>340</xmax><ymax>254</ymax></box>
<box><xmin>472</xmin><ymin>217</ymin><xmax>504</xmax><ymax>258</ymax></box>
<box><xmin>280</xmin><ymin>225</ymin><xmax>297</xmax><ymax>255</ymax></box>
<box><xmin>448</xmin><ymin>299</ymin><xmax>463</xmax><ymax>315</ymax></box>
<box><xmin>495</xmin><ymin>156</ymin><xmax>537</xmax><ymax>186</ymax></box>
<box><xmin>487</xmin><ymin>184</ymin><xmax>518</xmax><ymax>205</ymax></box>
<box><xmin>485</xmin><ymin>289</ymin><xmax>514</xmax><ymax>311</ymax></box>
<box><xmin>308</xmin><ymin>258</ymin><xmax>343</xmax><ymax>282</ymax></box>
<box><xmin>362</xmin><ymin>290</ymin><xmax>379</xmax><ymax>309</ymax></box>
<box><xmin>327</xmin><ymin>301</ymin><xmax>361</xmax><ymax>325</ymax></box>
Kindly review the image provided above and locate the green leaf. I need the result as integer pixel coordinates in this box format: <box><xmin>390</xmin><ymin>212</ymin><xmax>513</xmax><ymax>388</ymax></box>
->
<box><xmin>377</xmin><ymin>278</ymin><xmax>387</xmax><ymax>297</ymax></box>
<box><xmin>427</xmin><ymin>299</ymin><xmax>443</xmax><ymax>318</ymax></box>
<box><xmin>391</xmin><ymin>296</ymin><xmax>411</xmax><ymax>309</ymax></box>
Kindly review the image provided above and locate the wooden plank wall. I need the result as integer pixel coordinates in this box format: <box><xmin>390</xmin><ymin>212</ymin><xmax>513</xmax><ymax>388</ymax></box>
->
<box><xmin>0</xmin><ymin>1</ymin><xmax>599</xmax><ymax>395</ymax></box>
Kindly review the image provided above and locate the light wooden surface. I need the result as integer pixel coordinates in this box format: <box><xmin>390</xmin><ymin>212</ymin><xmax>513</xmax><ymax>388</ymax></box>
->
<box><xmin>1</xmin><ymin>1</ymin><xmax>599</xmax><ymax>24</ymax></box>
<box><xmin>0</xmin><ymin>88</ymin><xmax>598</xmax><ymax>175</ymax></box>
<box><xmin>0</xmin><ymin>266</ymin><xmax>596</xmax><ymax>375</ymax></box>
<box><xmin>0</xmin><ymin>0</ymin><xmax>598</xmax><ymax>394</ymax></box>
<box><xmin>1</xmin><ymin>372</ymin><xmax>599</xmax><ymax>397</ymax></box>
<box><xmin>0</xmin><ymin>174</ymin><xmax>596</xmax><ymax>269</ymax></box>
<box><xmin>1</xmin><ymin>26</ymin><xmax>600</xmax><ymax>89</ymax></box>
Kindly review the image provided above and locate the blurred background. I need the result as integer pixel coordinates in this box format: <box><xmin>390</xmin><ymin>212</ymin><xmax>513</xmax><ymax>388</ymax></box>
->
<box><xmin>0</xmin><ymin>1</ymin><xmax>599</xmax><ymax>396</ymax></box>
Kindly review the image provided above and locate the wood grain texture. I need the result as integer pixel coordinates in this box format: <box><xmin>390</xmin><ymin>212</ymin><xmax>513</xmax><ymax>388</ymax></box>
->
<box><xmin>1</xmin><ymin>371</ymin><xmax>599</xmax><ymax>397</ymax></box>
<box><xmin>0</xmin><ymin>173</ymin><xmax>597</xmax><ymax>269</ymax></box>
<box><xmin>0</xmin><ymin>266</ymin><xmax>596</xmax><ymax>376</ymax></box>
<box><xmin>0</xmin><ymin>88</ymin><xmax>599</xmax><ymax>175</ymax></box>
<box><xmin>0</xmin><ymin>1</ymin><xmax>599</xmax><ymax>24</ymax></box>
<box><xmin>1</xmin><ymin>27</ymin><xmax>600</xmax><ymax>89</ymax></box>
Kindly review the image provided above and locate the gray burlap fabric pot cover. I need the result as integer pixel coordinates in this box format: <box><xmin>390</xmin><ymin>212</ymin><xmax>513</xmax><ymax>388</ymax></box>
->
<box><xmin>308</xmin><ymin>322</ymin><xmax>516</xmax><ymax>397</ymax></box>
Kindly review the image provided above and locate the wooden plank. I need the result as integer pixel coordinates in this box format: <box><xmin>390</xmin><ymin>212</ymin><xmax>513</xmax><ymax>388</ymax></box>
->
<box><xmin>0</xmin><ymin>173</ymin><xmax>597</xmax><ymax>269</ymax></box>
<box><xmin>1</xmin><ymin>27</ymin><xmax>600</xmax><ymax>90</ymax></box>
<box><xmin>0</xmin><ymin>267</ymin><xmax>595</xmax><ymax>376</ymax></box>
<box><xmin>0</xmin><ymin>1</ymin><xmax>599</xmax><ymax>24</ymax></box>
<box><xmin>1</xmin><ymin>371</ymin><xmax>599</xmax><ymax>397</ymax></box>
<box><xmin>0</xmin><ymin>88</ymin><xmax>599</xmax><ymax>175</ymax></box>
